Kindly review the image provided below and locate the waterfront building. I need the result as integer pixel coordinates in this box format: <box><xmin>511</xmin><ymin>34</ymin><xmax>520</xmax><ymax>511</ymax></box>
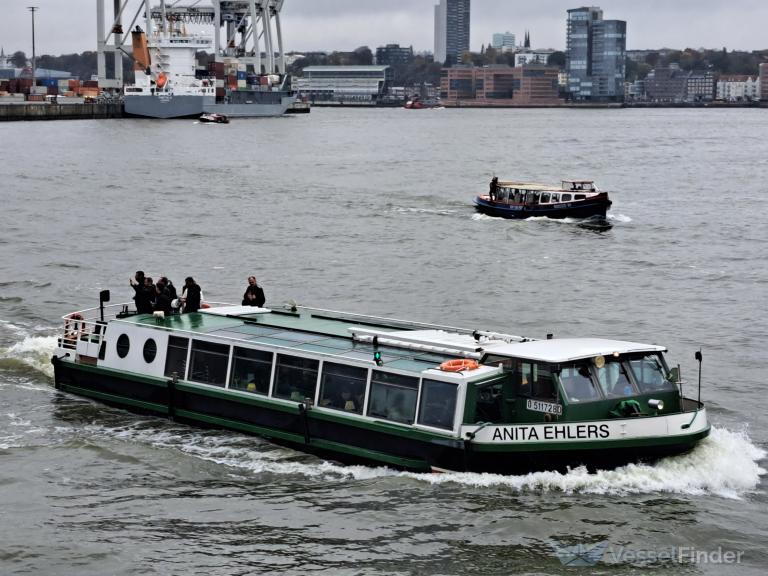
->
<box><xmin>761</xmin><ymin>63</ymin><xmax>768</xmax><ymax>102</ymax></box>
<box><xmin>434</xmin><ymin>0</ymin><xmax>471</xmax><ymax>65</ymax></box>
<box><xmin>644</xmin><ymin>65</ymin><xmax>687</xmax><ymax>103</ymax></box>
<box><xmin>566</xmin><ymin>6</ymin><xmax>626</xmax><ymax>101</ymax></box>
<box><xmin>685</xmin><ymin>70</ymin><xmax>715</xmax><ymax>102</ymax></box>
<box><xmin>515</xmin><ymin>50</ymin><xmax>555</xmax><ymax>68</ymax></box>
<box><xmin>716</xmin><ymin>75</ymin><xmax>760</xmax><ymax>102</ymax></box>
<box><xmin>439</xmin><ymin>64</ymin><xmax>561</xmax><ymax>106</ymax></box>
<box><xmin>491</xmin><ymin>32</ymin><xmax>516</xmax><ymax>52</ymax></box>
<box><xmin>375</xmin><ymin>44</ymin><xmax>414</xmax><ymax>66</ymax></box>
<box><xmin>295</xmin><ymin>65</ymin><xmax>392</xmax><ymax>104</ymax></box>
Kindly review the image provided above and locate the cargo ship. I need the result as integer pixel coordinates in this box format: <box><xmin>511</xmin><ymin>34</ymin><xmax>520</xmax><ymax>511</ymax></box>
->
<box><xmin>51</xmin><ymin>291</ymin><xmax>710</xmax><ymax>474</ymax></box>
<box><xmin>123</xmin><ymin>1</ymin><xmax>294</xmax><ymax>119</ymax></box>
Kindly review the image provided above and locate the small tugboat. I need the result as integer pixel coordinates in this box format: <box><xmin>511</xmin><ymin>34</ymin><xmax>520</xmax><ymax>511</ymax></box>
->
<box><xmin>51</xmin><ymin>292</ymin><xmax>709</xmax><ymax>474</ymax></box>
<box><xmin>199</xmin><ymin>113</ymin><xmax>229</xmax><ymax>124</ymax></box>
<box><xmin>404</xmin><ymin>96</ymin><xmax>444</xmax><ymax>109</ymax></box>
<box><xmin>475</xmin><ymin>177</ymin><xmax>612</xmax><ymax>220</ymax></box>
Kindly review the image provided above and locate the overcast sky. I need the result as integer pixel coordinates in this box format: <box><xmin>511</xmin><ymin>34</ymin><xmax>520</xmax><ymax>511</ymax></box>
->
<box><xmin>2</xmin><ymin>0</ymin><xmax>767</xmax><ymax>57</ymax></box>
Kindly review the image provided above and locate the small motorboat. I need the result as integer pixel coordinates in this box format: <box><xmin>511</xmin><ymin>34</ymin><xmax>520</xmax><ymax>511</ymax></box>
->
<box><xmin>475</xmin><ymin>177</ymin><xmax>612</xmax><ymax>220</ymax></box>
<box><xmin>199</xmin><ymin>113</ymin><xmax>229</xmax><ymax>124</ymax></box>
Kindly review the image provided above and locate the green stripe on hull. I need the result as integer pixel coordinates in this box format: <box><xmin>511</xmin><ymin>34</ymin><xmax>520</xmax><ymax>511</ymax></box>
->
<box><xmin>175</xmin><ymin>408</ymin><xmax>430</xmax><ymax>470</ymax></box>
<box><xmin>58</xmin><ymin>383</ymin><xmax>168</xmax><ymax>415</ymax></box>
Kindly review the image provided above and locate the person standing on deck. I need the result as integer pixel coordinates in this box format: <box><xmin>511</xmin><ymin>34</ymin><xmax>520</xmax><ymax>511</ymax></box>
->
<box><xmin>181</xmin><ymin>277</ymin><xmax>203</xmax><ymax>313</ymax></box>
<box><xmin>130</xmin><ymin>271</ymin><xmax>154</xmax><ymax>314</ymax></box>
<box><xmin>242</xmin><ymin>276</ymin><xmax>266</xmax><ymax>307</ymax></box>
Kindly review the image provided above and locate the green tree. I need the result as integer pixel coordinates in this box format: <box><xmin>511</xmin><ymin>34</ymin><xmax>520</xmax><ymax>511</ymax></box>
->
<box><xmin>547</xmin><ymin>51</ymin><xmax>566</xmax><ymax>68</ymax></box>
<box><xmin>11</xmin><ymin>50</ymin><xmax>27</xmax><ymax>67</ymax></box>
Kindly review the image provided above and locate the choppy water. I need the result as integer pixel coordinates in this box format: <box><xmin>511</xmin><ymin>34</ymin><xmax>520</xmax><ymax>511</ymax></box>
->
<box><xmin>1</xmin><ymin>108</ymin><xmax>766</xmax><ymax>575</ymax></box>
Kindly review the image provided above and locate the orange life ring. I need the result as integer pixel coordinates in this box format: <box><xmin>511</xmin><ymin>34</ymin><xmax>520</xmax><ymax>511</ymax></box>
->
<box><xmin>200</xmin><ymin>302</ymin><xmax>211</xmax><ymax>309</ymax></box>
<box><xmin>439</xmin><ymin>359</ymin><xmax>480</xmax><ymax>372</ymax></box>
<box><xmin>156</xmin><ymin>73</ymin><xmax>167</xmax><ymax>88</ymax></box>
<box><xmin>64</xmin><ymin>313</ymin><xmax>85</xmax><ymax>341</ymax></box>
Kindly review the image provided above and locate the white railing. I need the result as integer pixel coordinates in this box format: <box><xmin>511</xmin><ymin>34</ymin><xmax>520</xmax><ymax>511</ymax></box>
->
<box><xmin>58</xmin><ymin>300</ymin><xmax>235</xmax><ymax>352</ymax></box>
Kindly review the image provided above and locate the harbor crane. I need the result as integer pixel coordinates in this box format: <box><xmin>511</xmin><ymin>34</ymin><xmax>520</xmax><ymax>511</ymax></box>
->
<box><xmin>96</xmin><ymin>0</ymin><xmax>286</xmax><ymax>90</ymax></box>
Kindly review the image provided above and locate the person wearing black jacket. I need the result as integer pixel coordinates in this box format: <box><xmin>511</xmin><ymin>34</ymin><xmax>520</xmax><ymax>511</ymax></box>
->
<box><xmin>181</xmin><ymin>277</ymin><xmax>203</xmax><ymax>313</ymax></box>
<box><xmin>130</xmin><ymin>271</ymin><xmax>154</xmax><ymax>314</ymax></box>
<box><xmin>242</xmin><ymin>276</ymin><xmax>266</xmax><ymax>307</ymax></box>
<box><xmin>153</xmin><ymin>283</ymin><xmax>173</xmax><ymax>316</ymax></box>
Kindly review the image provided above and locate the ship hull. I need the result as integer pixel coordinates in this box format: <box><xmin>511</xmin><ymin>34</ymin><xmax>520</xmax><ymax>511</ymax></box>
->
<box><xmin>52</xmin><ymin>359</ymin><xmax>710</xmax><ymax>474</ymax></box>
<box><xmin>124</xmin><ymin>94</ymin><xmax>213</xmax><ymax>119</ymax></box>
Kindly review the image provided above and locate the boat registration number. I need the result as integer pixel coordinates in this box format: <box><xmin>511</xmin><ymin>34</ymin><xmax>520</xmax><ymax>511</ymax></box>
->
<box><xmin>526</xmin><ymin>399</ymin><xmax>563</xmax><ymax>415</ymax></box>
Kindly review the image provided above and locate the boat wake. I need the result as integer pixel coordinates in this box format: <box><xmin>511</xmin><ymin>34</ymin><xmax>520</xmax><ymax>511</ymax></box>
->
<box><xmin>69</xmin><ymin>418</ymin><xmax>765</xmax><ymax>499</ymax></box>
<box><xmin>0</xmin><ymin>320</ymin><xmax>57</xmax><ymax>379</ymax></box>
<box><xmin>608</xmin><ymin>213</ymin><xmax>632</xmax><ymax>223</ymax></box>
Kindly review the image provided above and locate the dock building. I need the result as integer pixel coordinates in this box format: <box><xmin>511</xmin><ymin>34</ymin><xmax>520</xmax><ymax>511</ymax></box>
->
<box><xmin>294</xmin><ymin>65</ymin><xmax>393</xmax><ymax>105</ymax></box>
<box><xmin>440</xmin><ymin>65</ymin><xmax>561</xmax><ymax>107</ymax></box>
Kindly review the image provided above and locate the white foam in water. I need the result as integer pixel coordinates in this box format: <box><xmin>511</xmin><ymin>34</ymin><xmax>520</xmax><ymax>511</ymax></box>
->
<box><xmin>608</xmin><ymin>213</ymin><xmax>632</xmax><ymax>223</ymax></box>
<box><xmin>1</xmin><ymin>335</ymin><xmax>58</xmax><ymax>379</ymax></box>
<box><xmin>405</xmin><ymin>426</ymin><xmax>766</xmax><ymax>499</ymax></box>
<box><xmin>84</xmin><ymin>419</ymin><xmax>764</xmax><ymax>497</ymax></box>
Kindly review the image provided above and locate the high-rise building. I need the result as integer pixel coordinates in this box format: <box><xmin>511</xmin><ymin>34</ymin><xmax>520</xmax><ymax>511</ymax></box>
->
<box><xmin>760</xmin><ymin>63</ymin><xmax>768</xmax><ymax>102</ymax></box>
<box><xmin>434</xmin><ymin>0</ymin><xmax>471</xmax><ymax>65</ymax></box>
<box><xmin>375</xmin><ymin>44</ymin><xmax>414</xmax><ymax>66</ymax></box>
<box><xmin>491</xmin><ymin>32</ymin><xmax>516</xmax><ymax>51</ymax></box>
<box><xmin>566</xmin><ymin>6</ymin><xmax>626</xmax><ymax>101</ymax></box>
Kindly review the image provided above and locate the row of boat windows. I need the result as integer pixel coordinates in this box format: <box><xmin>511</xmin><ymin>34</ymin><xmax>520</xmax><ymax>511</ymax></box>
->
<box><xmin>495</xmin><ymin>189</ymin><xmax>587</xmax><ymax>204</ymax></box>
<box><xmin>122</xmin><ymin>334</ymin><xmax>458</xmax><ymax>431</ymax></box>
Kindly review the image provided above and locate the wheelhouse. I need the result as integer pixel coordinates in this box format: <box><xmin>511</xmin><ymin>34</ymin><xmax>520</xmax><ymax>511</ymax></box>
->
<box><xmin>471</xmin><ymin>339</ymin><xmax>683</xmax><ymax>424</ymax></box>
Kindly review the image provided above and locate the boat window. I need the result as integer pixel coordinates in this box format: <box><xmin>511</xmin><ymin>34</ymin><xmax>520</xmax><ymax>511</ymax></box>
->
<box><xmin>561</xmin><ymin>193</ymin><xmax>572</xmax><ymax>201</ymax></box>
<box><xmin>541</xmin><ymin>193</ymin><xmax>551</xmax><ymax>203</ymax></box>
<box><xmin>319</xmin><ymin>362</ymin><xmax>368</xmax><ymax>414</ymax></box>
<box><xmin>595</xmin><ymin>359</ymin><xmax>637</xmax><ymax>398</ymax></box>
<box><xmin>143</xmin><ymin>338</ymin><xmax>157</xmax><ymax>363</ymax></box>
<box><xmin>116</xmin><ymin>334</ymin><xmax>130</xmax><ymax>359</ymax></box>
<box><xmin>559</xmin><ymin>363</ymin><xmax>600</xmax><ymax>402</ymax></box>
<box><xmin>520</xmin><ymin>362</ymin><xmax>557</xmax><ymax>400</ymax></box>
<box><xmin>551</xmin><ymin>193</ymin><xmax>560</xmax><ymax>202</ymax></box>
<box><xmin>230</xmin><ymin>347</ymin><xmax>273</xmax><ymax>395</ymax></box>
<box><xmin>629</xmin><ymin>354</ymin><xmax>677</xmax><ymax>393</ymax></box>
<box><xmin>189</xmin><ymin>340</ymin><xmax>230</xmax><ymax>387</ymax></box>
<box><xmin>498</xmin><ymin>188</ymin><xmax>508</xmax><ymax>202</ymax></box>
<box><xmin>274</xmin><ymin>354</ymin><xmax>319</xmax><ymax>402</ymax></box>
<box><xmin>367</xmin><ymin>371</ymin><xmax>418</xmax><ymax>425</ymax></box>
<box><xmin>417</xmin><ymin>379</ymin><xmax>458</xmax><ymax>430</ymax></box>
<box><xmin>473</xmin><ymin>379</ymin><xmax>505</xmax><ymax>422</ymax></box>
<box><xmin>164</xmin><ymin>336</ymin><xmax>189</xmax><ymax>378</ymax></box>
<box><xmin>574</xmin><ymin>194</ymin><xmax>586</xmax><ymax>200</ymax></box>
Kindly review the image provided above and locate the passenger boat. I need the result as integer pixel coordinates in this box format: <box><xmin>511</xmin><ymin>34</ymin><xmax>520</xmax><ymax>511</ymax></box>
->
<box><xmin>199</xmin><ymin>113</ymin><xmax>229</xmax><ymax>124</ymax></box>
<box><xmin>474</xmin><ymin>178</ymin><xmax>612</xmax><ymax>220</ymax></box>
<box><xmin>51</xmin><ymin>293</ymin><xmax>709</xmax><ymax>474</ymax></box>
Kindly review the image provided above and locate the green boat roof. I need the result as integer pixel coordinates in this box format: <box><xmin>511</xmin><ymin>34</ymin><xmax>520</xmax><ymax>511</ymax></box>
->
<box><xmin>115</xmin><ymin>307</ymin><xmax>462</xmax><ymax>375</ymax></box>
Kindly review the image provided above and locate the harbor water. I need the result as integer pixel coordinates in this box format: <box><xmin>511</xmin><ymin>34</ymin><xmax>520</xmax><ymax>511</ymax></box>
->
<box><xmin>0</xmin><ymin>107</ymin><xmax>766</xmax><ymax>575</ymax></box>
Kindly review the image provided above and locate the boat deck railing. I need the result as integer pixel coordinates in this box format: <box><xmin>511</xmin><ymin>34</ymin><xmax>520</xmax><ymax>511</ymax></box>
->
<box><xmin>58</xmin><ymin>301</ymin><xmax>234</xmax><ymax>351</ymax></box>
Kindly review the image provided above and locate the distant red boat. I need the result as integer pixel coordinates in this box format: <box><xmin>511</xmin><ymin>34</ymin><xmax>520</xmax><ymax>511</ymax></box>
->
<box><xmin>404</xmin><ymin>96</ymin><xmax>443</xmax><ymax>110</ymax></box>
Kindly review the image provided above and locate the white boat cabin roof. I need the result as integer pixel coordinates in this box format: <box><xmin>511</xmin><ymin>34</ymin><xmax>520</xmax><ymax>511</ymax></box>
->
<box><xmin>483</xmin><ymin>338</ymin><xmax>666</xmax><ymax>364</ymax></box>
<box><xmin>496</xmin><ymin>179</ymin><xmax>596</xmax><ymax>193</ymax></box>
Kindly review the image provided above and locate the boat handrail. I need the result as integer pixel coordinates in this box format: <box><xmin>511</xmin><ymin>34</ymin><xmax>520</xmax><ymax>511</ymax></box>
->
<box><xmin>350</xmin><ymin>332</ymin><xmax>483</xmax><ymax>360</ymax></box>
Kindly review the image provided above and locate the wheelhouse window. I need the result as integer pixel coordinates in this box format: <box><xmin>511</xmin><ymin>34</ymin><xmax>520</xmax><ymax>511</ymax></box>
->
<box><xmin>230</xmin><ymin>347</ymin><xmax>273</xmax><ymax>395</ymax></box>
<box><xmin>629</xmin><ymin>354</ymin><xmax>676</xmax><ymax>393</ymax></box>
<box><xmin>189</xmin><ymin>340</ymin><xmax>230</xmax><ymax>387</ymax></box>
<box><xmin>274</xmin><ymin>354</ymin><xmax>319</xmax><ymax>402</ymax></box>
<box><xmin>520</xmin><ymin>362</ymin><xmax>557</xmax><ymax>400</ymax></box>
<box><xmin>367</xmin><ymin>371</ymin><xmax>418</xmax><ymax>425</ymax></box>
<box><xmin>595</xmin><ymin>358</ymin><xmax>637</xmax><ymax>398</ymax></box>
<box><xmin>417</xmin><ymin>379</ymin><xmax>458</xmax><ymax>430</ymax></box>
<box><xmin>319</xmin><ymin>362</ymin><xmax>368</xmax><ymax>414</ymax></box>
<box><xmin>473</xmin><ymin>378</ymin><xmax>506</xmax><ymax>423</ymax></box>
<box><xmin>164</xmin><ymin>336</ymin><xmax>188</xmax><ymax>378</ymax></box>
<box><xmin>559</xmin><ymin>363</ymin><xmax>600</xmax><ymax>402</ymax></box>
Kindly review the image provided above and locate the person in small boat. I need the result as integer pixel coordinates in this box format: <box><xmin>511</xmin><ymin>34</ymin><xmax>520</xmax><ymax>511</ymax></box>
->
<box><xmin>181</xmin><ymin>277</ymin><xmax>203</xmax><ymax>313</ymax></box>
<box><xmin>242</xmin><ymin>276</ymin><xmax>266</xmax><ymax>307</ymax></box>
<box><xmin>130</xmin><ymin>271</ymin><xmax>154</xmax><ymax>314</ymax></box>
<box><xmin>489</xmin><ymin>176</ymin><xmax>498</xmax><ymax>201</ymax></box>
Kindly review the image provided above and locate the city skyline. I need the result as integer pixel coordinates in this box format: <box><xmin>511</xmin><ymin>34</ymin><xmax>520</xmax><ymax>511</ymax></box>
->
<box><xmin>1</xmin><ymin>0</ymin><xmax>767</xmax><ymax>57</ymax></box>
